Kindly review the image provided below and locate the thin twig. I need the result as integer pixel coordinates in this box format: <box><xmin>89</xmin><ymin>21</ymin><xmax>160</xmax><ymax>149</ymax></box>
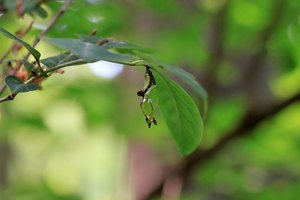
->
<box><xmin>43</xmin><ymin>59</ymin><xmax>85</xmax><ymax>73</ymax></box>
<box><xmin>200</xmin><ymin>1</ymin><xmax>228</xmax><ymax>95</ymax></box>
<box><xmin>0</xmin><ymin>21</ymin><xmax>34</xmax><ymax>64</ymax></box>
<box><xmin>0</xmin><ymin>21</ymin><xmax>34</xmax><ymax>94</ymax></box>
<box><xmin>0</xmin><ymin>56</ymin><xmax>82</xmax><ymax>103</ymax></box>
<box><xmin>0</xmin><ymin>85</ymin><xmax>7</xmax><ymax>95</ymax></box>
<box><xmin>24</xmin><ymin>0</ymin><xmax>74</xmax><ymax>60</ymax></box>
<box><xmin>0</xmin><ymin>0</ymin><xmax>73</xmax><ymax>99</ymax></box>
<box><xmin>0</xmin><ymin>94</ymin><xmax>16</xmax><ymax>103</ymax></box>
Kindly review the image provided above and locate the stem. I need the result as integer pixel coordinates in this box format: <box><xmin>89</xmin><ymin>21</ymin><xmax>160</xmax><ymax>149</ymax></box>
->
<box><xmin>0</xmin><ymin>85</ymin><xmax>6</xmax><ymax>95</ymax></box>
<box><xmin>22</xmin><ymin>58</ymin><xmax>84</xmax><ymax>84</ymax></box>
<box><xmin>0</xmin><ymin>94</ymin><xmax>15</xmax><ymax>103</ymax></box>
<box><xmin>44</xmin><ymin>59</ymin><xmax>85</xmax><ymax>73</ymax></box>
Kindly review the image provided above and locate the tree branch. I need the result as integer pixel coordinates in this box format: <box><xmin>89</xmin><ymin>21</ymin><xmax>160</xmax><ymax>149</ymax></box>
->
<box><xmin>24</xmin><ymin>0</ymin><xmax>74</xmax><ymax>60</ymax></box>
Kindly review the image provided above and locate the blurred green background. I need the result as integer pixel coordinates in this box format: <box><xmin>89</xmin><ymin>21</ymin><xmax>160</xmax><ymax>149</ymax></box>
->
<box><xmin>1</xmin><ymin>0</ymin><xmax>300</xmax><ymax>199</ymax></box>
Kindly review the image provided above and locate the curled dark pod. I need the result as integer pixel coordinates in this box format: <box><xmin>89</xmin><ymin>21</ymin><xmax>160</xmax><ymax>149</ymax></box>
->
<box><xmin>137</xmin><ymin>65</ymin><xmax>157</xmax><ymax>128</ymax></box>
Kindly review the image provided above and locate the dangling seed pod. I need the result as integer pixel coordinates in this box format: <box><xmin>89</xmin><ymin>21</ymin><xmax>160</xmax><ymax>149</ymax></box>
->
<box><xmin>137</xmin><ymin>65</ymin><xmax>157</xmax><ymax>128</ymax></box>
<box><xmin>137</xmin><ymin>66</ymin><xmax>156</xmax><ymax>97</ymax></box>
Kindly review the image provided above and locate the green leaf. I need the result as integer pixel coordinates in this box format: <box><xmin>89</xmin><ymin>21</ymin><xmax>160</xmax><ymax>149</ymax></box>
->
<box><xmin>32</xmin><ymin>5</ymin><xmax>48</xmax><ymax>19</ymax></box>
<box><xmin>0</xmin><ymin>27</ymin><xmax>41</xmax><ymax>64</ymax></box>
<box><xmin>4</xmin><ymin>0</ymin><xmax>47</xmax><ymax>17</ymax></box>
<box><xmin>102</xmin><ymin>41</ymin><xmax>154</xmax><ymax>53</ymax></box>
<box><xmin>153</xmin><ymin>71</ymin><xmax>203</xmax><ymax>156</ymax></box>
<box><xmin>78</xmin><ymin>34</ymin><xmax>103</xmax><ymax>44</ymax></box>
<box><xmin>41</xmin><ymin>53</ymin><xmax>86</xmax><ymax>68</ymax></box>
<box><xmin>23</xmin><ymin>60</ymin><xmax>35</xmax><ymax>78</ymax></box>
<box><xmin>45</xmin><ymin>38</ymin><xmax>137</xmax><ymax>65</ymax></box>
<box><xmin>158</xmin><ymin>63</ymin><xmax>208</xmax><ymax>118</ymax></box>
<box><xmin>4</xmin><ymin>75</ymin><xmax>40</xmax><ymax>94</ymax></box>
<box><xmin>23</xmin><ymin>60</ymin><xmax>34</xmax><ymax>72</ymax></box>
<box><xmin>130</xmin><ymin>53</ymin><xmax>207</xmax><ymax>117</ymax></box>
<box><xmin>78</xmin><ymin>34</ymin><xmax>153</xmax><ymax>53</ymax></box>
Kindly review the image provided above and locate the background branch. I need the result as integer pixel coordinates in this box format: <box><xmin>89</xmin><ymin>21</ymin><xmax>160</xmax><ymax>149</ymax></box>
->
<box><xmin>201</xmin><ymin>1</ymin><xmax>228</xmax><ymax>95</ymax></box>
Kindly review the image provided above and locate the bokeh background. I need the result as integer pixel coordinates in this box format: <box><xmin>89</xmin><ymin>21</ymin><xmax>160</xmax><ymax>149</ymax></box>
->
<box><xmin>1</xmin><ymin>0</ymin><xmax>300</xmax><ymax>199</ymax></box>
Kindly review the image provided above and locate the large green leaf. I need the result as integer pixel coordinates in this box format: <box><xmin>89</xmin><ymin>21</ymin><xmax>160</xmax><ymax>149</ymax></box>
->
<box><xmin>45</xmin><ymin>38</ymin><xmax>137</xmax><ymax>65</ymax></box>
<box><xmin>153</xmin><ymin>71</ymin><xmax>203</xmax><ymax>155</ymax></box>
<box><xmin>0</xmin><ymin>27</ymin><xmax>41</xmax><ymax>63</ymax></box>
<box><xmin>4</xmin><ymin>75</ymin><xmax>40</xmax><ymax>95</ymax></box>
<box><xmin>159</xmin><ymin>63</ymin><xmax>208</xmax><ymax>118</ymax></box>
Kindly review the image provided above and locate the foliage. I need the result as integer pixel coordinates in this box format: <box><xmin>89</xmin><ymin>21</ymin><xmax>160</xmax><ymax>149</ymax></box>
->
<box><xmin>0</xmin><ymin>1</ymin><xmax>206</xmax><ymax>156</ymax></box>
<box><xmin>1</xmin><ymin>0</ymin><xmax>300</xmax><ymax>200</ymax></box>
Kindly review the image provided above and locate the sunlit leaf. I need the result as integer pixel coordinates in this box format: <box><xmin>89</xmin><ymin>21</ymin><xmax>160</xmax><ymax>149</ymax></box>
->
<box><xmin>5</xmin><ymin>75</ymin><xmax>40</xmax><ymax>94</ymax></box>
<box><xmin>153</xmin><ymin>71</ymin><xmax>203</xmax><ymax>155</ymax></box>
